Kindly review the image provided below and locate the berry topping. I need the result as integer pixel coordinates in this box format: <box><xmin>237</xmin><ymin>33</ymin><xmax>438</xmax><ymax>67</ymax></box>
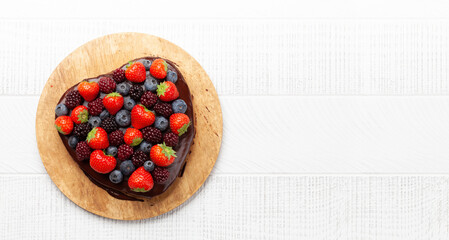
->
<box><xmin>87</xmin><ymin>98</ymin><xmax>104</xmax><ymax>116</ymax></box>
<box><xmin>55</xmin><ymin>116</ymin><xmax>74</xmax><ymax>135</ymax></box>
<box><xmin>120</xmin><ymin>160</ymin><xmax>135</xmax><ymax>176</ymax></box>
<box><xmin>154</xmin><ymin>102</ymin><xmax>173</xmax><ymax>119</ymax></box>
<box><xmin>152</xmin><ymin>166</ymin><xmax>169</xmax><ymax>183</ymax></box>
<box><xmin>115</xmin><ymin>109</ymin><xmax>131</xmax><ymax>127</ymax></box>
<box><xmin>157</xmin><ymin>81</ymin><xmax>179</xmax><ymax>102</ymax></box>
<box><xmin>88</xmin><ymin>116</ymin><xmax>101</xmax><ymax>128</ymax></box>
<box><xmin>139</xmin><ymin>59</ymin><xmax>152</xmax><ymax>70</ymax></box>
<box><xmin>100</xmin><ymin>116</ymin><xmax>118</xmax><ymax>133</ymax></box>
<box><xmin>55</xmin><ymin>103</ymin><xmax>68</xmax><ymax>116</ymax></box>
<box><xmin>65</xmin><ymin>90</ymin><xmax>83</xmax><ymax>109</ymax></box>
<box><xmin>68</xmin><ymin>136</ymin><xmax>78</xmax><ymax>149</ymax></box>
<box><xmin>123</xmin><ymin>96</ymin><xmax>136</xmax><ymax>111</ymax></box>
<box><xmin>142</xmin><ymin>126</ymin><xmax>162</xmax><ymax>144</ymax></box>
<box><xmin>90</xmin><ymin>150</ymin><xmax>116</xmax><ymax>174</ymax></box>
<box><xmin>140</xmin><ymin>91</ymin><xmax>158</xmax><ymax>108</ymax></box>
<box><xmin>112</xmin><ymin>68</ymin><xmax>126</xmax><ymax>83</ymax></box>
<box><xmin>138</xmin><ymin>141</ymin><xmax>152</xmax><ymax>153</ymax></box>
<box><xmin>73</xmin><ymin>122</ymin><xmax>92</xmax><ymax>140</ymax></box>
<box><xmin>103</xmin><ymin>92</ymin><xmax>124</xmax><ymax>115</ymax></box>
<box><xmin>128</xmin><ymin>166</ymin><xmax>154</xmax><ymax>192</ymax></box>
<box><xmin>143</xmin><ymin>161</ymin><xmax>155</xmax><ymax>172</ymax></box>
<box><xmin>163</xmin><ymin>132</ymin><xmax>179</xmax><ymax>147</ymax></box>
<box><xmin>150</xmin><ymin>59</ymin><xmax>168</xmax><ymax>79</ymax></box>
<box><xmin>109</xmin><ymin>170</ymin><xmax>123</xmax><ymax>184</ymax></box>
<box><xmin>166</xmin><ymin>70</ymin><xmax>178</xmax><ymax>83</ymax></box>
<box><xmin>70</xmin><ymin>105</ymin><xmax>89</xmax><ymax>124</ymax></box>
<box><xmin>98</xmin><ymin>77</ymin><xmax>116</xmax><ymax>93</ymax></box>
<box><xmin>86</xmin><ymin>127</ymin><xmax>109</xmax><ymax>149</ymax></box>
<box><xmin>150</xmin><ymin>143</ymin><xmax>176</xmax><ymax>167</ymax></box>
<box><xmin>125</xmin><ymin>62</ymin><xmax>146</xmax><ymax>83</ymax></box>
<box><xmin>99</xmin><ymin>110</ymin><xmax>110</xmax><ymax>120</ymax></box>
<box><xmin>109</xmin><ymin>130</ymin><xmax>124</xmax><ymax>146</ymax></box>
<box><xmin>124</xmin><ymin>128</ymin><xmax>143</xmax><ymax>146</ymax></box>
<box><xmin>169</xmin><ymin>113</ymin><xmax>191</xmax><ymax>136</ymax></box>
<box><xmin>75</xmin><ymin>141</ymin><xmax>91</xmax><ymax>161</ymax></box>
<box><xmin>129</xmin><ymin>84</ymin><xmax>144</xmax><ymax>101</ymax></box>
<box><xmin>144</xmin><ymin>76</ymin><xmax>158</xmax><ymax>92</ymax></box>
<box><xmin>78</xmin><ymin>81</ymin><xmax>99</xmax><ymax>102</ymax></box>
<box><xmin>154</xmin><ymin>116</ymin><xmax>168</xmax><ymax>131</ymax></box>
<box><xmin>117</xmin><ymin>144</ymin><xmax>134</xmax><ymax>161</ymax></box>
<box><xmin>132</xmin><ymin>150</ymin><xmax>148</xmax><ymax>167</ymax></box>
<box><xmin>131</xmin><ymin>104</ymin><xmax>156</xmax><ymax>129</ymax></box>
<box><xmin>116</xmin><ymin>82</ymin><xmax>130</xmax><ymax>96</ymax></box>
<box><xmin>172</xmin><ymin>99</ymin><xmax>187</xmax><ymax>114</ymax></box>
<box><xmin>106</xmin><ymin>146</ymin><xmax>118</xmax><ymax>157</ymax></box>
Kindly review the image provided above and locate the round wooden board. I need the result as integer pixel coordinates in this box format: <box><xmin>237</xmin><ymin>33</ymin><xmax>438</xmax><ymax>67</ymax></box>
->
<box><xmin>35</xmin><ymin>33</ymin><xmax>222</xmax><ymax>220</ymax></box>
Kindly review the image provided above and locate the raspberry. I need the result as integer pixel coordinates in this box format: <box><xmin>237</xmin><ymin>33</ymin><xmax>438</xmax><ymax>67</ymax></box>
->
<box><xmin>65</xmin><ymin>90</ymin><xmax>82</xmax><ymax>109</ymax></box>
<box><xmin>100</xmin><ymin>116</ymin><xmax>118</xmax><ymax>133</ymax></box>
<box><xmin>154</xmin><ymin>102</ymin><xmax>173</xmax><ymax>118</ymax></box>
<box><xmin>117</xmin><ymin>144</ymin><xmax>133</xmax><ymax>161</ymax></box>
<box><xmin>152</xmin><ymin>167</ymin><xmax>169</xmax><ymax>184</ymax></box>
<box><xmin>75</xmin><ymin>141</ymin><xmax>91</xmax><ymax>161</ymax></box>
<box><xmin>131</xmin><ymin>150</ymin><xmax>148</xmax><ymax>167</ymax></box>
<box><xmin>73</xmin><ymin>122</ymin><xmax>92</xmax><ymax>140</ymax></box>
<box><xmin>112</xmin><ymin>68</ymin><xmax>126</xmax><ymax>83</ymax></box>
<box><xmin>87</xmin><ymin>98</ymin><xmax>104</xmax><ymax>116</ymax></box>
<box><xmin>98</xmin><ymin>77</ymin><xmax>116</xmax><ymax>93</ymax></box>
<box><xmin>142</xmin><ymin>127</ymin><xmax>162</xmax><ymax>144</ymax></box>
<box><xmin>163</xmin><ymin>132</ymin><xmax>179</xmax><ymax>147</ymax></box>
<box><xmin>140</xmin><ymin>91</ymin><xmax>158</xmax><ymax>108</ymax></box>
<box><xmin>129</xmin><ymin>84</ymin><xmax>144</xmax><ymax>101</ymax></box>
<box><xmin>109</xmin><ymin>130</ymin><xmax>124</xmax><ymax>146</ymax></box>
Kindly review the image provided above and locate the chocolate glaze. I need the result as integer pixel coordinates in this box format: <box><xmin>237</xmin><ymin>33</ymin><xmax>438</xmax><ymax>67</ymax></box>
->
<box><xmin>56</xmin><ymin>57</ymin><xmax>195</xmax><ymax>201</ymax></box>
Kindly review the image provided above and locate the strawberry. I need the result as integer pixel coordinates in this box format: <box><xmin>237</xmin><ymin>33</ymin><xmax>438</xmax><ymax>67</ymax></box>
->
<box><xmin>169</xmin><ymin>113</ymin><xmax>191</xmax><ymax>136</ymax></box>
<box><xmin>150</xmin><ymin>59</ymin><xmax>168</xmax><ymax>79</ymax></box>
<box><xmin>128</xmin><ymin>166</ymin><xmax>154</xmax><ymax>192</ymax></box>
<box><xmin>89</xmin><ymin>150</ymin><xmax>116</xmax><ymax>174</ymax></box>
<box><xmin>131</xmin><ymin>104</ymin><xmax>155</xmax><ymax>129</ymax></box>
<box><xmin>78</xmin><ymin>81</ymin><xmax>99</xmax><ymax>102</ymax></box>
<box><xmin>150</xmin><ymin>143</ymin><xmax>176</xmax><ymax>167</ymax></box>
<box><xmin>86</xmin><ymin>127</ymin><xmax>109</xmax><ymax>149</ymax></box>
<box><xmin>103</xmin><ymin>92</ymin><xmax>124</xmax><ymax>115</ymax></box>
<box><xmin>157</xmin><ymin>81</ymin><xmax>179</xmax><ymax>102</ymax></box>
<box><xmin>124</xmin><ymin>128</ymin><xmax>143</xmax><ymax>146</ymax></box>
<box><xmin>125</xmin><ymin>62</ymin><xmax>146</xmax><ymax>83</ymax></box>
<box><xmin>55</xmin><ymin>116</ymin><xmax>74</xmax><ymax>135</ymax></box>
<box><xmin>70</xmin><ymin>105</ymin><xmax>89</xmax><ymax>124</ymax></box>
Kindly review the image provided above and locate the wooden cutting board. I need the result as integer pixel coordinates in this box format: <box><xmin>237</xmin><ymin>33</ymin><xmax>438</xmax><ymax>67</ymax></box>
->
<box><xmin>35</xmin><ymin>33</ymin><xmax>222</xmax><ymax>220</ymax></box>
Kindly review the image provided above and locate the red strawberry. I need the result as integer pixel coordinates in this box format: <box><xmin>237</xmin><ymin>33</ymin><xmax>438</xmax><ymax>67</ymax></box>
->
<box><xmin>70</xmin><ymin>105</ymin><xmax>89</xmax><ymax>124</ymax></box>
<box><xmin>124</xmin><ymin>128</ymin><xmax>143</xmax><ymax>146</ymax></box>
<box><xmin>128</xmin><ymin>166</ymin><xmax>154</xmax><ymax>192</ymax></box>
<box><xmin>78</xmin><ymin>81</ymin><xmax>99</xmax><ymax>102</ymax></box>
<box><xmin>125</xmin><ymin>62</ymin><xmax>146</xmax><ymax>83</ymax></box>
<box><xmin>169</xmin><ymin>113</ymin><xmax>191</xmax><ymax>136</ymax></box>
<box><xmin>157</xmin><ymin>81</ymin><xmax>179</xmax><ymax>102</ymax></box>
<box><xmin>150</xmin><ymin>59</ymin><xmax>167</xmax><ymax>79</ymax></box>
<box><xmin>86</xmin><ymin>127</ymin><xmax>109</xmax><ymax>149</ymax></box>
<box><xmin>55</xmin><ymin>116</ymin><xmax>74</xmax><ymax>135</ymax></box>
<box><xmin>103</xmin><ymin>92</ymin><xmax>124</xmax><ymax>115</ymax></box>
<box><xmin>131</xmin><ymin>104</ymin><xmax>155</xmax><ymax>129</ymax></box>
<box><xmin>150</xmin><ymin>143</ymin><xmax>176</xmax><ymax>167</ymax></box>
<box><xmin>89</xmin><ymin>150</ymin><xmax>116</xmax><ymax>174</ymax></box>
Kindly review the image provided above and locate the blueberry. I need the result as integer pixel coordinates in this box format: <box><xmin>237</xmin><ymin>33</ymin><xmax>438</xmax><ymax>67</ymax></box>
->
<box><xmin>115</xmin><ymin>109</ymin><xmax>131</xmax><ymax>127</ymax></box>
<box><xmin>88</xmin><ymin>116</ymin><xmax>101</xmax><ymax>128</ymax></box>
<box><xmin>144</xmin><ymin>76</ymin><xmax>158</xmax><ymax>92</ymax></box>
<box><xmin>143</xmin><ymin>161</ymin><xmax>155</xmax><ymax>172</ymax></box>
<box><xmin>123</xmin><ymin>97</ymin><xmax>136</xmax><ymax>111</ymax></box>
<box><xmin>138</xmin><ymin>141</ymin><xmax>152</xmax><ymax>153</ymax></box>
<box><xmin>106</xmin><ymin>146</ymin><xmax>118</xmax><ymax>156</ymax></box>
<box><xmin>172</xmin><ymin>99</ymin><xmax>187</xmax><ymax>113</ymax></box>
<box><xmin>55</xmin><ymin>103</ymin><xmax>68</xmax><ymax>116</ymax></box>
<box><xmin>109</xmin><ymin>170</ymin><xmax>123</xmax><ymax>184</ymax></box>
<box><xmin>116</xmin><ymin>82</ymin><xmax>130</xmax><ymax>96</ymax></box>
<box><xmin>120</xmin><ymin>160</ymin><xmax>135</xmax><ymax>176</ymax></box>
<box><xmin>138</xmin><ymin>59</ymin><xmax>152</xmax><ymax>70</ymax></box>
<box><xmin>154</xmin><ymin>116</ymin><xmax>168</xmax><ymax>131</ymax></box>
<box><xmin>166</xmin><ymin>70</ymin><xmax>178</xmax><ymax>83</ymax></box>
<box><xmin>68</xmin><ymin>136</ymin><xmax>78</xmax><ymax>148</ymax></box>
<box><xmin>99</xmin><ymin>110</ymin><xmax>110</xmax><ymax>120</ymax></box>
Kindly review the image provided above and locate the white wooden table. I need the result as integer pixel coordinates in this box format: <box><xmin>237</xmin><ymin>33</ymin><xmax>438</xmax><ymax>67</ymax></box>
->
<box><xmin>3</xmin><ymin>1</ymin><xmax>449</xmax><ymax>239</ymax></box>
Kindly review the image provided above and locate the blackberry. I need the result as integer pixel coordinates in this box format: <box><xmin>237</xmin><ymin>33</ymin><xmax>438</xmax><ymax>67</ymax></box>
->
<box><xmin>75</xmin><ymin>141</ymin><xmax>91</xmax><ymax>161</ymax></box>
<box><xmin>88</xmin><ymin>98</ymin><xmax>104</xmax><ymax>116</ymax></box>
<box><xmin>131</xmin><ymin>150</ymin><xmax>148</xmax><ymax>167</ymax></box>
<box><xmin>117</xmin><ymin>144</ymin><xmax>133</xmax><ymax>161</ymax></box>
<box><xmin>100</xmin><ymin>116</ymin><xmax>118</xmax><ymax>133</ymax></box>
<box><xmin>73</xmin><ymin>122</ymin><xmax>92</xmax><ymax>140</ymax></box>
<box><xmin>142</xmin><ymin>127</ymin><xmax>162</xmax><ymax>144</ymax></box>
<box><xmin>140</xmin><ymin>91</ymin><xmax>158</xmax><ymax>108</ymax></box>
<box><xmin>154</xmin><ymin>102</ymin><xmax>173</xmax><ymax>118</ymax></box>
<box><xmin>112</xmin><ymin>68</ymin><xmax>126</xmax><ymax>83</ymax></box>
<box><xmin>152</xmin><ymin>167</ymin><xmax>169</xmax><ymax>184</ymax></box>
<box><xmin>65</xmin><ymin>90</ymin><xmax>82</xmax><ymax>109</ymax></box>
<box><xmin>98</xmin><ymin>77</ymin><xmax>116</xmax><ymax>93</ymax></box>
<box><xmin>129</xmin><ymin>84</ymin><xmax>144</xmax><ymax>101</ymax></box>
<box><xmin>109</xmin><ymin>130</ymin><xmax>124</xmax><ymax>146</ymax></box>
<box><xmin>163</xmin><ymin>132</ymin><xmax>179</xmax><ymax>147</ymax></box>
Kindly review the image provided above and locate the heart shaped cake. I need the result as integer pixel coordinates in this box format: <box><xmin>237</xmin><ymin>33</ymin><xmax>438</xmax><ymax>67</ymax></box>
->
<box><xmin>54</xmin><ymin>57</ymin><xmax>194</xmax><ymax>201</ymax></box>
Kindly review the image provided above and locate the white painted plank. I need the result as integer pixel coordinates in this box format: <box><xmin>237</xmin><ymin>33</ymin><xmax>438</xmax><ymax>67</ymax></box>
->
<box><xmin>5</xmin><ymin>96</ymin><xmax>449</xmax><ymax>174</ymax></box>
<box><xmin>2</xmin><ymin>20</ymin><xmax>449</xmax><ymax>95</ymax></box>
<box><xmin>1</xmin><ymin>175</ymin><xmax>449</xmax><ymax>239</ymax></box>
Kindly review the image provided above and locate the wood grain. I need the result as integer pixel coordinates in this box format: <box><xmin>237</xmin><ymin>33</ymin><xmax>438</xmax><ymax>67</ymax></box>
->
<box><xmin>35</xmin><ymin>33</ymin><xmax>222</xmax><ymax>220</ymax></box>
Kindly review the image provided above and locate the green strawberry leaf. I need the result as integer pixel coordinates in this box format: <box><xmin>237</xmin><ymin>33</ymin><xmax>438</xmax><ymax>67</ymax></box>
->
<box><xmin>126</xmin><ymin>61</ymin><xmax>133</xmax><ymax>69</ymax></box>
<box><xmin>162</xmin><ymin>60</ymin><xmax>168</xmax><ymax>72</ymax></box>
<box><xmin>130</xmin><ymin>137</ymin><xmax>143</xmax><ymax>147</ymax></box>
<box><xmin>160</xmin><ymin>142</ymin><xmax>177</xmax><ymax>160</ymax></box>
<box><xmin>86</xmin><ymin>128</ymin><xmax>97</xmax><ymax>142</ymax></box>
<box><xmin>106</xmin><ymin>92</ymin><xmax>122</xmax><ymax>98</ymax></box>
<box><xmin>177</xmin><ymin>121</ymin><xmax>191</xmax><ymax>136</ymax></box>
<box><xmin>156</xmin><ymin>82</ymin><xmax>168</xmax><ymax>97</ymax></box>
<box><xmin>55</xmin><ymin>124</ymin><xmax>65</xmax><ymax>134</ymax></box>
<box><xmin>131</xmin><ymin>187</ymin><xmax>148</xmax><ymax>192</ymax></box>
<box><xmin>78</xmin><ymin>109</ymin><xmax>89</xmax><ymax>123</ymax></box>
